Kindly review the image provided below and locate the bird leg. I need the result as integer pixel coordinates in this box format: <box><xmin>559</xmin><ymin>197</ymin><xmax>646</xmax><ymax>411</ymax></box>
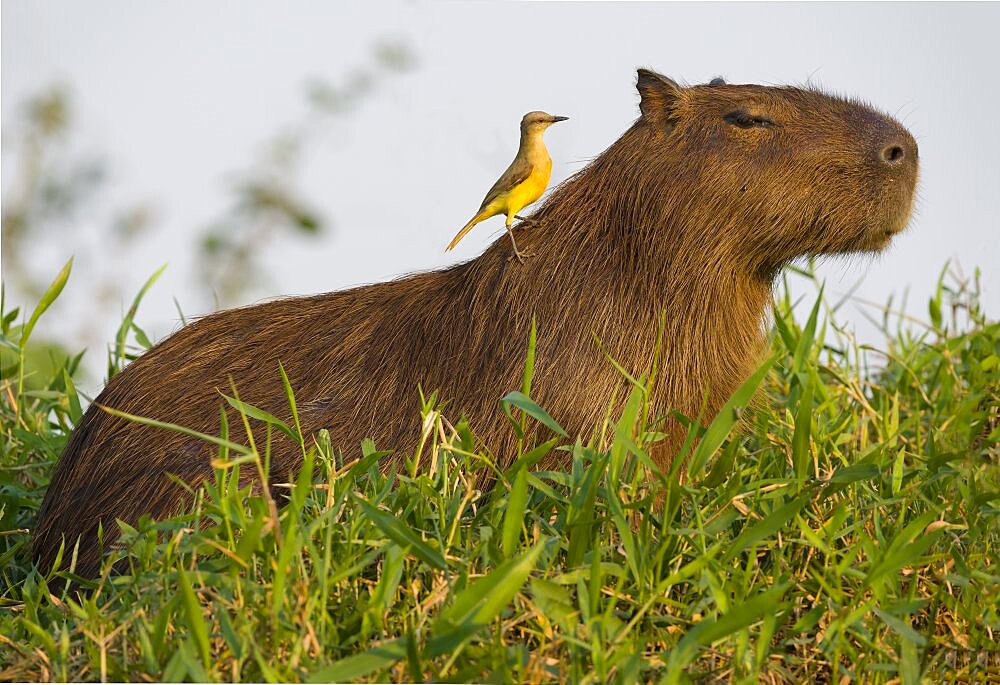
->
<box><xmin>514</xmin><ymin>214</ymin><xmax>540</xmax><ymax>227</ymax></box>
<box><xmin>505</xmin><ymin>223</ymin><xmax>531</xmax><ymax>262</ymax></box>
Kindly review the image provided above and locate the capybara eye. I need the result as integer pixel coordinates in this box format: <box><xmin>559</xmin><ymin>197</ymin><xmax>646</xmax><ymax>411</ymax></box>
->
<box><xmin>725</xmin><ymin>110</ymin><xmax>775</xmax><ymax>129</ymax></box>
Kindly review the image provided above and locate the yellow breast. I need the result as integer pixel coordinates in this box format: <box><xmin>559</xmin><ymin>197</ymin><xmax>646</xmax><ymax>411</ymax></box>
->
<box><xmin>505</xmin><ymin>157</ymin><xmax>552</xmax><ymax>215</ymax></box>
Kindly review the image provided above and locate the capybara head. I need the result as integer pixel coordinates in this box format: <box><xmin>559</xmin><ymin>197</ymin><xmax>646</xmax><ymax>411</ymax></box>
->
<box><xmin>536</xmin><ymin>69</ymin><xmax>919</xmax><ymax>279</ymax></box>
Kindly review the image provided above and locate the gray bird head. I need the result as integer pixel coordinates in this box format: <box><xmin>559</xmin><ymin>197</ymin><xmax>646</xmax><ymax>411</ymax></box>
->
<box><xmin>520</xmin><ymin>111</ymin><xmax>569</xmax><ymax>134</ymax></box>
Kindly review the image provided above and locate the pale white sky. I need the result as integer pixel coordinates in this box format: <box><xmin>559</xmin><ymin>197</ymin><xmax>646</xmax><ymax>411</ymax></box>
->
<box><xmin>3</xmin><ymin>1</ymin><xmax>998</xmax><ymax>391</ymax></box>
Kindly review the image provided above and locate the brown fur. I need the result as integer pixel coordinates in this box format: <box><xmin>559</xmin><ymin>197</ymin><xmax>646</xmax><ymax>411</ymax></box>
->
<box><xmin>32</xmin><ymin>70</ymin><xmax>919</xmax><ymax>577</ymax></box>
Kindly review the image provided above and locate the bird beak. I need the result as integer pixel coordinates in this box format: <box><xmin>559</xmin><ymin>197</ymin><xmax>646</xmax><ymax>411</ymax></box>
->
<box><xmin>551</xmin><ymin>116</ymin><xmax>569</xmax><ymax>123</ymax></box>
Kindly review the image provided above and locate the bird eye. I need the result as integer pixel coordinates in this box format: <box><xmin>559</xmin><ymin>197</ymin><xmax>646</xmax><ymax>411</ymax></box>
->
<box><xmin>724</xmin><ymin>110</ymin><xmax>776</xmax><ymax>129</ymax></box>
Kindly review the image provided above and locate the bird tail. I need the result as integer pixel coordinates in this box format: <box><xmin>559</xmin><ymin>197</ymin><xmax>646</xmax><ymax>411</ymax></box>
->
<box><xmin>446</xmin><ymin>208</ymin><xmax>493</xmax><ymax>251</ymax></box>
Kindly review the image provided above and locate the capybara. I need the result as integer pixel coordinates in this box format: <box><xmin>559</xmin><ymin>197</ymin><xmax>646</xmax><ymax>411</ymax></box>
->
<box><xmin>33</xmin><ymin>69</ymin><xmax>919</xmax><ymax>577</ymax></box>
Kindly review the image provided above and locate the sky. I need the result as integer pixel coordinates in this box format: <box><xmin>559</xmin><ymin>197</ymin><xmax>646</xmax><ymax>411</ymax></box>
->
<box><xmin>3</xmin><ymin>1</ymin><xmax>998</xmax><ymax>392</ymax></box>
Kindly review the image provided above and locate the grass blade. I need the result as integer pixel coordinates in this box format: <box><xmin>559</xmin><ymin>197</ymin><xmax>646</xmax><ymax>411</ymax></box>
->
<box><xmin>357</xmin><ymin>497</ymin><xmax>447</xmax><ymax>571</ymax></box>
<box><xmin>177</xmin><ymin>566</ymin><xmax>211</xmax><ymax>672</ymax></box>
<box><xmin>792</xmin><ymin>286</ymin><xmax>824</xmax><ymax>374</ymax></box>
<box><xmin>436</xmin><ymin>539</ymin><xmax>546</xmax><ymax>630</ymax></box>
<box><xmin>110</xmin><ymin>263</ymin><xmax>167</xmax><ymax>375</ymax></box>
<box><xmin>20</xmin><ymin>258</ymin><xmax>72</xmax><ymax>348</ymax></box>
<box><xmin>502</xmin><ymin>467</ymin><xmax>530</xmax><ymax>557</ymax></box>
<box><xmin>307</xmin><ymin>637</ymin><xmax>409</xmax><ymax>683</ymax></box>
<box><xmin>664</xmin><ymin>584</ymin><xmax>788</xmax><ymax>679</ymax></box>
<box><xmin>313</xmin><ymin>541</ymin><xmax>546</xmax><ymax>683</ymax></box>
<box><xmin>96</xmin><ymin>404</ymin><xmax>252</xmax><ymax>455</ymax></box>
<box><xmin>722</xmin><ymin>492</ymin><xmax>812</xmax><ymax>563</ymax></box>
<box><xmin>220</xmin><ymin>391</ymin><xmax>298</xmax><ymax>444</ymax></box>
<box><xmin>500</xmin><ymin>391</ymin><xmax>568</xmax><ymax>437</ymax></box>
<box><xmin>792</xmin><ymin>372</ymin><xmax>815</xmax><ymax>482</ymax></box>
<box><xmin>688</xmin><ymin>354</ymin><xmax>777</xmax><ymax>479</ymax></box>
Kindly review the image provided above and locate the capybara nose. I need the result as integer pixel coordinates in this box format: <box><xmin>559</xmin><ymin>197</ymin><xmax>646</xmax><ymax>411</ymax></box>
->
<box><xmin>881</xmin><ymin>143</ymin><xmax>906</xmax><ymax>164</ymax></box>
<box><xmin>878</xmin><ymin>129</ymin><xmax>918</xmax><ymax>168</ymax></box>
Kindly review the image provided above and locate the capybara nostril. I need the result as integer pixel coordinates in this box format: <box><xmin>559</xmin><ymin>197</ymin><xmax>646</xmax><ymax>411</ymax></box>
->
<box><xmin>881</xmin><ymin>143</ymin><xmax>906</xmax><ymax>165</ymax></box>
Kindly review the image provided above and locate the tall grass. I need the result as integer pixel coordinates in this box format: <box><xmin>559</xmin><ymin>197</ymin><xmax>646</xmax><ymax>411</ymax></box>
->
<box><xmin>1</xmin><ymin>261</ymin><xmax>997</xmax><ymax>682</ymax></box>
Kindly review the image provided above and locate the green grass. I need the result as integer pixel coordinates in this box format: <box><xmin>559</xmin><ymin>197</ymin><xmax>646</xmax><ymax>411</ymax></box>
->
<box><xmin>1</xmin><ymin>261</ymin><xmax>998</xmax><ymax>683</ymax></box>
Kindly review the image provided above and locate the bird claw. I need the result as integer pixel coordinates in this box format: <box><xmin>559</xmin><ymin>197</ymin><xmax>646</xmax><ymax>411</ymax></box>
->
<box><xmin>508</xmin><ymin>217</ymin><xmax>540</xmax><ymax>262</ymax></box>
<box><xmin>506</xmin><ymin>228</ymin><xmax>533</xmax><ymax>263</ymax></box>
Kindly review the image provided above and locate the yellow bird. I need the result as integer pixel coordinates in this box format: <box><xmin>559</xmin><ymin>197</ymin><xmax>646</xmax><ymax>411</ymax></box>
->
<box><xmin>447</xmin><ymin>111</ymin><xmax>568</xmax><ymax>260</ymax></box>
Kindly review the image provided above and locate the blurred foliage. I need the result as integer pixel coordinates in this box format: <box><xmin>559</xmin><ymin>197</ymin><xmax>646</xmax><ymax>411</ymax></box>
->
<box><xmin>2</xmin><ymin>87</ymin><xmax>110</xmax><ymax>299</ymax></box>
<box><xmin>1</xmin><ymin>85</ymin><xmax>157</xmax><ymax>382</ymax></box>
<box><xmin>197</xmin><ymin>39</ymin><xmax>416</xmax><ymax>307</ymax></box>
<box><xmin>2</xmin><ymin>39</ymin><xmax>416</xmax><ymax>377</ymax></box>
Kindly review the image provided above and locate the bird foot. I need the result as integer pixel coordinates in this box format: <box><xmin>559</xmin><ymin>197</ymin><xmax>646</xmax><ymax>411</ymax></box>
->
<box><xmin>506</xmin><ymin>226</ymin><xmax>533</xmax><ymax>263</ymax></box>
<box><xmin>514</xmin><ymin>215</ymin><xmax>540</xmax><ymax>227</ymax></box>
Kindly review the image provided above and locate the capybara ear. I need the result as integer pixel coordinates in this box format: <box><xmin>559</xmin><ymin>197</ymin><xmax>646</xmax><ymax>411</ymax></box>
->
<box><xmin>636</xmin><ymin>69</ymin><xmax>682</xmax><ymax>120</ymax></box>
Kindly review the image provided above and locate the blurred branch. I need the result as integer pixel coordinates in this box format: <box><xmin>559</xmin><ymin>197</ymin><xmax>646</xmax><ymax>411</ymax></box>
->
<box><xmin>1</xmin><ymin>85</ymin><xmax>159</xmax><ymax>381</ymax></box>
<box><xmin>196</xmin><ymin>39</ymin><xmax>416</xmax><ymax>307</ymax></box>
<box><xmin>2</xmin><ymin>87</ymin><xmax>106</xmax><ymax>298</ymax></box>
<box><xmin>1</xmin><ymin>37</ymin><xmax>418</xmax><ymax>382</ymax></box>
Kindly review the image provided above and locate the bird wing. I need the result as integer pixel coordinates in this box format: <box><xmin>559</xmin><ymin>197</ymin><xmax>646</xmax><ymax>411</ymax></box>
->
<box><xmin>478</xmin><ymin>155</ymin><xmax>534</xmax><ymax>210</ymax></box>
